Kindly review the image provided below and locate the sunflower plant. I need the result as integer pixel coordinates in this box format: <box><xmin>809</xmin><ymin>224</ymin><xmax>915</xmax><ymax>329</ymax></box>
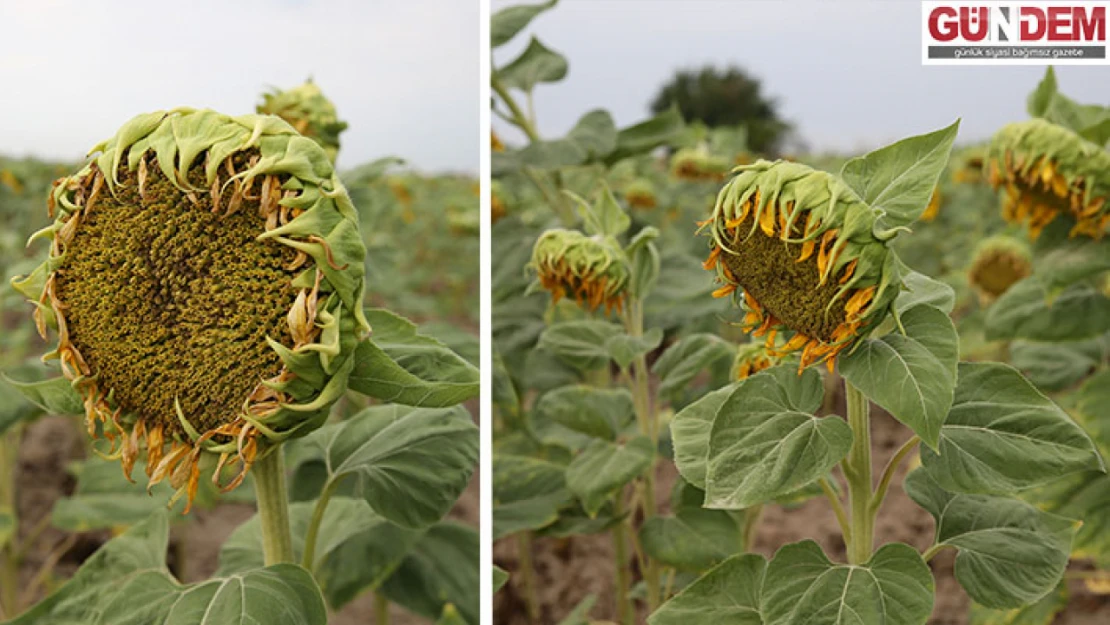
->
<box><xmin>646</xmin><ymin>119</ymin><xmax>1110</xmax><ymax>625</ymax></box>
<box><xmin>1</xmin><ymin>108</ymin><xmax>479</xmax><ymax>624</ymax></box>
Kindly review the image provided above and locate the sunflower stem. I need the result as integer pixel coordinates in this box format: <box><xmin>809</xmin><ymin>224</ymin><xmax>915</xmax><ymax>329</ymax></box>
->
<box><xmin>624</xmin><ymin>297</ymin><xmax>661</xmax><ymax>612</ymax></box>
<box><xmin>302</xmin><ymin>475</ymin><xmax>345</xmax><ymax>571</ymax></box>
<box><xmin>517</xmin><ymin>532</ymin><xmax>540</xmax><ymax>624</ymax></box>
<box><xmin>844</xmin><ymin>381</ymin><xmax>874</xmax><ymax>565</ymax></box>
<box><xmin>612</xmin><ymin>490</ymin><xmax>633</xmax><ymax>625</ymax></box>
<box><xmin>374</xmin><ymin>592</ymin><xmax>390</xmax><ymax>625</ymax></box>
<box><xmin>252</xmin><ymin>445</ymin><xmax>294</xmax><ymax>566</ymax></box>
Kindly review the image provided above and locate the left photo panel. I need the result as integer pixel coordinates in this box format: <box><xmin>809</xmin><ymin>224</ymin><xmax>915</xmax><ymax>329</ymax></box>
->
<box><xmin>0</xmin><ymin>2</ymin><xmax>481</xmax><ymax>625</ymax></box>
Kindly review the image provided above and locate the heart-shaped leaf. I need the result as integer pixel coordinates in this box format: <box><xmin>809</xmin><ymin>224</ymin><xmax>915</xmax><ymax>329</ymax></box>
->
<box><xmin>565</xmin><ymin>436</ymin><xmax>653</xmax><ymax>517</ymax></box>
<box><xmin>534</xmin><ymin>385</ymin><xmax>635</xmax><ymax>440</ymax></box>
<box><xmin>670</xmin><ymin>383</ymin><xmax>739</xmax><ymax>489</ymax></box>
<box><xmin>538</xmin><ymin>320</ymin><xmax>623</xmax><ymax>372</ymax></box>
<box><xmin>639</xmin><ymin>508</ymin><xmax>743</xmax><ymax>571</ymax></box>
<box><xmin>905</xmin><ymin>470</ymin><xmax>1077</xmax><ymax>609</ymax></box>
<box><xmin>496</xmin><ymin>37</ymin><xmax>567</xmax><ymax>94</ymax></box>
<box><xmin>490</xmin><ymin>0</ymin><xmax>557</xmax><ymax>48</ymax></box>
<box><xmin>293</xmin><ymin>404</ymin><xmax>478</xmax><ymax>528</ymax></box>
<box><xmin>492</xmin><ymin>455</ymin><xmax>571</xmax><ymax>539</ymax></box>
<box><xmin>704</xmin><ymin>367</ymin><xmax>848</xmax><ymax>509</ymax></box>
<box><xmin>379</xmin><ymin>521</ymin><xmax>479</xmax><ymax>625</ymax></box>
<box><xmin>762</xmin><ymin>541</ymin><xmax>934</xmax><ymax>625</ymax></box>
<box><xmin>985</xmin><ymin>278</ymin><xmax>1110</xmax><ymax>342</ymax></box>
<box><xmin>840</xmin><ymin>304</ymin><xmax>958</xmax><ymax>449</ymax></box>
<box><xmin>652</xmin><ymin>334</ymin><xmax>734</xmax><ymax>399</ymax></box>
<box><xmin>919</xmin><ymin>362</ymin><xmax>1104</xmax><ymax>495</ymax></box>
<box><xmin>839</xmin><ymin>119</ymin><xmax>960</xmax><ymax>229</ymax></box>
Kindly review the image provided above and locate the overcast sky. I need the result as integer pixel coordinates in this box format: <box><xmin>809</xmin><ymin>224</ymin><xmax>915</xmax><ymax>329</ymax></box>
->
<box><xmin>0</xmin><ymin>0</ymin><xmax>478</xmax><ymax>173</ymax></box>
<box><xmin>493</xmin><ymin>0</ymin><xmax>1110</xmax><ymax>152</ymax></box>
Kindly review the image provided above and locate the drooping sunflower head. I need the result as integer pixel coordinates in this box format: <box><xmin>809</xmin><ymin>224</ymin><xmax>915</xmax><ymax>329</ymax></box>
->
<box><xmin>987</xmin><ymin>118</ymin><xmax>1110</xmax><ymax>239</ymax></box>
<box><xmin>623</xmin><ymin>178</ymin><xmax>657</xmax><ymax>210</ymax></box>
<box><xmin>670</xmin><ymin>148</ymin><xmax>730</xmax><ymax>182</ymax></box>
<box><xmin>529</xmin><ymin>229</ymin><xmax>629</xmax><ymax>314</ymax></box>
<box><xmin>952</xmin><ymin>147</ymin><xmax>986</xmax><ymax>185</ymax></box>
<box><xmin>701</xmin><ymin>160</ymin><xmax>900</xmax><ymax>372</ymax></box>
<box><xmin>920</xmin><ymin>187</ymin><xmax>941</xmax><ymax>222</ymax></box>
<box><xmin>731</xmin><ymin>342</ymin><xmax>777</xmax><ymax>380</ymax></box>
<box><xmin>257</xmin><ymin>80</ymin><xmax>348</xmax><ymax>163</ymax></box>
<box><xmin>12</xmin><ymin>109</ymin><xmax>369</xmax><ymax>511</ymax></box>
<box><xmin>967</xmin><ymin>235</ymin><xmax>1032</xmax><ymax>302</ymax></box>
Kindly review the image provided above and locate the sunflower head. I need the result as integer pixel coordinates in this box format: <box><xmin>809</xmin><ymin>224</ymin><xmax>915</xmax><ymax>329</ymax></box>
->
<box><xmin>952</xmin><ymin>148</ymin><xmax>986</xmax><ymax>184</ymax></box>
<box><xmin>623</xmin><ymin>178</ymin><xmax>657</xmax><ymax>210</ymax></box>
<box><xmin>670</xmin><ymin>148</ymin><xmax>729</xmax><ymax>182</ymax></box>
<box><xmin>12</xmin><ymin>109</ymin><xmax>369</xmax><ymax>511</ymax></box>
<box><xmin>491</xmin><ymin>180</ymin><xmax>508</xmax><ymax>224</ymax></box>
<box><xmin>529</xmin><ymin>229</ymin><xmax>629</xmax><ymax>314</ymax></box>
<box><xmin>731</xmin><ymin>342</ymin><xmax>777</xmax><ymax>380</ymax></box>
<box><xmin>701</xmin><ymin>160</ymin><xmax>900</xmax><ymax>372</ymax></box>
<box><xmin>987</xmin><ymin>118</ymin><xmax>1110</xmax><ymax>239</ymax></box>
<box><xmin>920</xmin><ymin>187</ymin><xmax>941</xmax><ymax>222</ymax></box>
<box><xmin>257</xmin><ymin>80</ymin><xmax>348</xmax><ymax>162</ymax></box>
<box><xmin>492</xmin><ymin>131</ymin><xmax>505</xmax><ymax>153</ymax></box>
<box><xmin>967</xmin><ymin>235</ymin><xmax>1032</xmax><ymax>302</ymax></box>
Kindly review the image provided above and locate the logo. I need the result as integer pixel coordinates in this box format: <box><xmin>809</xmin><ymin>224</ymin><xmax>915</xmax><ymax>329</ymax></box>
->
<box><xmin>922</xmin><ymin>2</ymin><xmax>1109</xmax><ymax>64</ymax></box>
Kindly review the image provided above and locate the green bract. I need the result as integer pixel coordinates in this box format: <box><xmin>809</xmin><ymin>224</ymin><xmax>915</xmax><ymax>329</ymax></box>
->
<box><xmin>257</xmin><ymin>81</ymin><xmax>348</xmax><ymax>163</ymax></box>
<box><xmin>702</xmin><ymin>160</ymin><xmax>901</xmax><ymax>371</ymax></box>
<box><xmin>11</xmin><ymin>108</ymin><xmax>369</xmax><ymax>510</ymax></box>
<box><xmin>987</xmin><ymin>118</ymin><xmax>1110</xmax><ymax>239</ymax></box>
<box><xmin>529</xmin><ymin>228</ymin><xmax>630</xmax><ymax>314</ymax></box>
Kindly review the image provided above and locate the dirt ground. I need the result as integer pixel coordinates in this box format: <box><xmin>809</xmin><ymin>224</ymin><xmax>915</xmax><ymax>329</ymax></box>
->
<box><xmin>492</xmin><ymin>388</ymin><xmax>1110</xmax><ymax>625</ymax></box>
<box><xmin>10</xmin><ymin>412</ymin><xmax>480</xmax><ymax>625</ymax></box>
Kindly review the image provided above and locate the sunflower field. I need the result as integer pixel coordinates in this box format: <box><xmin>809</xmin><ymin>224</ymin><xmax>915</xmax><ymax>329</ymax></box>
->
<box><xmin>490</xmin><ymin>2</ymin><xmax>1110</xmax><ymax>623</ymax></box>
<box><xmin>0</xmin><ymin>83</ymin><xmax>480</xmax><ymax>625</ymax></box>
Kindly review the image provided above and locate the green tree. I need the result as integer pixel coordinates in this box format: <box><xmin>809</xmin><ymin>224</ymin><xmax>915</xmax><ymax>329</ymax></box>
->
<box><xmin>650</xmin><ymin>65</ymin><xmax>792</xmax><ymax>154</ymax></box>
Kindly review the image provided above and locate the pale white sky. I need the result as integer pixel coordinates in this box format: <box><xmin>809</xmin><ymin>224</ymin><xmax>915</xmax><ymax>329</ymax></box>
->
<box><xmin>0</xmin><ymin>0</ymin><xmax>479</xmax><ymax>173</ymax></box>
<box><xmin>492</xmin><ymin>0</ymin><xmax>1110</xmax><ymax>152</ymax></box>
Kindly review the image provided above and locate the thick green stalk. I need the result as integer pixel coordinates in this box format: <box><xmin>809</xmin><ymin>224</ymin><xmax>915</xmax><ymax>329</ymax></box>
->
<box><xmin>517</xmin><ymin>532</ymin><xmax>540</xmax><ymax>624</ymax></box>
<box><xmin>0</xmin><ymin>428</ymin><xmax>21</xmax><ymax>618</ymax></box>
<box><xmin>611</xmin><ymin>492</ymin><xmax>633</xmax><ymax>625</ymax></box>
<box><xmin>624</xmin><ymin>299</ymin><xmax>661</xmax><ymax>610</ymax></box>
<box><xmin>252</xmin><ymin>445</ymin><xmax>294</xmax><ymax>565</ymax></box>
<box><xmin>302</xmin><ymin>476</ymin><xmax>345</xmax><ymax>570</ymax></box>
<box><xmin>843</xmin><ymin>382</ymin><xmax>874</xmax><ymax>565</ymax></box>
<box><xmin>374</xmin><ymin>592</ymin><xmax>390</xmax><ymax>625</ymax></box>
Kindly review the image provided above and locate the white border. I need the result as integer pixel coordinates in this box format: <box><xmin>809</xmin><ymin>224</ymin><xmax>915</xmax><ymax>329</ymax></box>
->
<box><xmin>478</xmin><ymin>0</ymin><xmax>493</xmax><ymax>623</ymax></box>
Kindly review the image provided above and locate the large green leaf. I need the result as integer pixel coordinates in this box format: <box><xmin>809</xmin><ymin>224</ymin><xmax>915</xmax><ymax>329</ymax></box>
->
<box><xmin>1010</xmin><ymin>338</ymin><xmax>1104</xmax><ymax>393</ymax></box>
<box><xmin>533</xmin><ymin>385</ymin><xmax>634</xmax><ymax>440</ymax></box>
<box><xmin>670</xmin><ymin>384</ymin><xmax>738</xmax><ymax>489</ymax></box>
<box><xmin>985</xmin><ymin>278</ymin><xmax>1110</xmax><ymax>342</ymax></box>
<box><xmin>567</xmin><ymin>110</ymin><xmax>618</xmax><ymax>160</ymax></box>
<box><xmin>0</xmin><ymin>377</ymin><xmax>42</xmax><ymax>436</ymax></box>
<box><xmin>496</xmin><ymin>37</ymin><xmax>567</xmax><ymax>94</ymax></box>
<box><xmin>565</xmin><ymin>436</ymin><xmax>653</xmax><ymax>516</ymax></box>
<box><xmin>51</xmin><ymin>459</ymin><xmax>181</xmax><ymax>531</ymax></box>
<box><xmin>905</xmin><ymin>470</ymin><xmax>1076</xmax><ymax>609</ymax></box>
<box><xmin>840</xmin><ymin>304</ymin><xmax>957</xmax><ymax>449</ymax></box>
<box><xmin>839</xmin><ymin>119</ymin><xmax>960</xmax><ymax>229</ymax></box>
<box><xmin>704</xmin><ymin>367</ymin><xmax>849</xmax><ymax>509</ymax></box>
<box><xmin>648</xmin><ymin>553</ymin><xmax>765</xmax><ymax>625</ymax></box>
<box><xmin>762</xmin><ymin>541</ymin><xmax>934</xmax><ymax>625</ymax></box>
<box><xmin>490</xmin><ymin>0</ymin><xmax>557</xmax><ymax>47</ymax></box>
<box><xmin>537</xmin><ymin>320</ymin><xmax>622</xmax><ymax>372</ymax></box>
<box><xmin>95</xmin><ymin>565</ymin><xmax>326</xmax><ymax>625</ymax></box>
<box><xmin>652</xmin><ymin>334</ymin><xmax>733</xmax><ymax>399</ymax></box>
<box><xmin>349</xmin><ymin>309</ymin><xmax>479</xmax><ymax>407</ymax></box>
<box><xmin>293</xmin><ymin>404</ymin><xmax>478</xmax><ymax>528</ymax></box>
<box><xmin>919</xmin><ymin>362</ymin><xmax>1104</xmax><ymax>495</ymax></box>
<box><xmin>605</xmin><ymin>328</ymin><xmax>663</xmax><ymax>371</ymax></box>
<box><xmin>379</xmin><ymin>521</ymin><xmax>479</xmax><ymax>625</ymax></box>
<box><xmin>492</xmin><ymin>454</ymin><xmax>571</xmax><ymax>539</ymax></box>
<box><xmin>1076</xmin><ymin>368</ymin><xmax>1110</xmax><ymax>454</ymax></box>
<box><xmin>639</xmin><ymin>508</ymin><xmax>742</xmax><ymax>571</ymax></box>
<box><xmin>1032</xmin><ymin>220</ymin><xmax>1110</xmax><ymax>290</ymax></box>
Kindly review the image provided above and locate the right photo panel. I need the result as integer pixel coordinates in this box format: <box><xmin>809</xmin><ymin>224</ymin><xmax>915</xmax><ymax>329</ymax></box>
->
<box><xmin>489</xmin><ymin>1</ymin><xmax>1110</xmax><ymax>624</ymax></box>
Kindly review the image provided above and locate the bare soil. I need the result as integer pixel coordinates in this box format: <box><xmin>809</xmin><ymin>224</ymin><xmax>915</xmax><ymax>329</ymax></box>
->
<box><xmin>493</xmin><ymin>390</ymin><xmax>1110</xmax><ymax>625</ymax></box>
<box><xmin>10</xmin><ymin>412</ymin><xmax>480</xmax><ymax>625</ymax></box>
